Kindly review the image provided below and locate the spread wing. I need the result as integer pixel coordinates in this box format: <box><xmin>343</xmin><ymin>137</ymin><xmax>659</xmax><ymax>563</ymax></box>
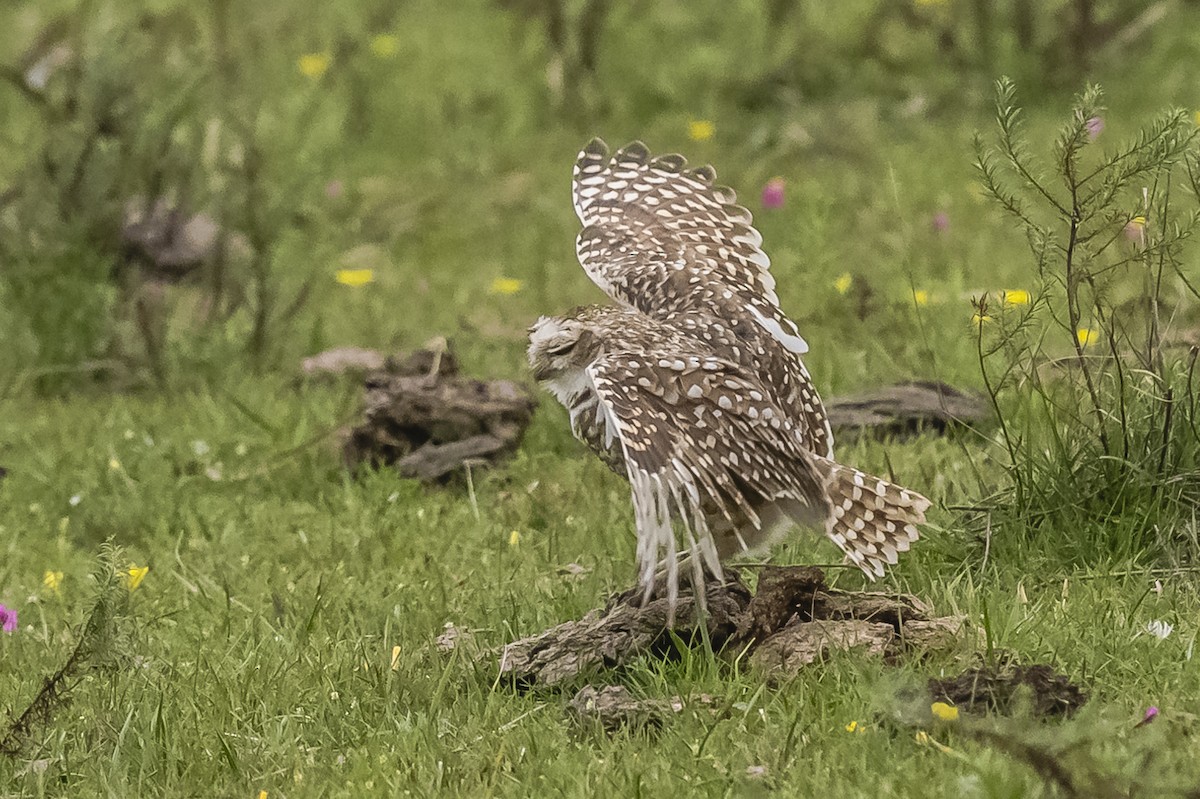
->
<box><xmin>573</xmin><ymin>138</ymin><xmax>806</xmax><ymax>353</ymax></box>
<box><xmin>587</xmin><ymin>350</ymin><xmax>830</xmax><ymax>611</ymax></box>
<box><xmin>572</xmin><ymin>139</ymin><xmax>834</xmax><ymax>457</ymax></box>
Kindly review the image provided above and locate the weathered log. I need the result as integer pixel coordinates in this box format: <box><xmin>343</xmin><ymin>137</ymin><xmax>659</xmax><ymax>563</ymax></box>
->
<box><xmin>498</xmin><ymin>566</ymin><xmax>969</xmax><ymax>688</ymax></box>
<box><xmin>301</xmin><ymin>347</ymin><xmax>386</xmax><ymax>378</ymax></box>
<box><xmin>342</xmin><ymin>342</ymin><xmax>536</xmax><ymax>482</ymax></box>
<box><xmin>826</xmin><ymin>380</ymin><xmax>989</xmax><ymax>436</ymax></box>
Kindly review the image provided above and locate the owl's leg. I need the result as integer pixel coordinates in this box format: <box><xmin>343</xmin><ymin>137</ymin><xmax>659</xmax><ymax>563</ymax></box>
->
<box><xmin>611</xmin><ymin>551</ymin><xmax>731</xmax><ymax>612</ymax></box>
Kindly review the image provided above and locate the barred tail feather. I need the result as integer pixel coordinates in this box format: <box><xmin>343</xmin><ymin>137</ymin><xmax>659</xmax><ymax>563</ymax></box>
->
<box><xmin>816</xmin><ymin>458</ymin><xmax>931</xmax><ymax>579</ymax></box>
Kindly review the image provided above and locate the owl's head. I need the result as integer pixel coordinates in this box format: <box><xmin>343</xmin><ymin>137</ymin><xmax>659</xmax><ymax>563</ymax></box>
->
<box><xmin>527</xmin><ymin>314</ymin><xmax>601</xmax><ymax>386</ymax></box>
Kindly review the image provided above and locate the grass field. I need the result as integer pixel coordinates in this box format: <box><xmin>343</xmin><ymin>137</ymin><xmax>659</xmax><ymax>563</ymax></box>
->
<box><xmin>4</xmin><ymin>1</ymin><xmax>1200</xmax><ymax>796</ymax></box>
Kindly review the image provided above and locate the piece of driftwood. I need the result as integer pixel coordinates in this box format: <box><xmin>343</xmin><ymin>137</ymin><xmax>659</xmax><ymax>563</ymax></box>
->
<box><xmin>342</xmin><ymin>341</ymin><xmax>537</xmax><ymax>482</ymax></box>
<box><xmin>498</xmin><ymin>566</ymin><xmax>968</xmax><ymax>689</ymax></box>
<box><xmin>567</xmin><ymin>685</ymin><xmax>674</xmax><ymax>733</ymax></box>
<box><xmin>301</xmin><ymin>347</ymin><xmax>386</xmax><ymax>378</ymax></box>
<box><xmin>826</xmin><ymin>380</ymin><xmax>989</xmax><ymax>436</ymax></box>
<box><xmin>566</xmin><ymin>686</ymin><xmax>720</xmax><ymax>733</ymax></box>
<box><xmin>751</xmin><ymin>619</ymin><xmax>896</xmax><ymax>673</ymax></box>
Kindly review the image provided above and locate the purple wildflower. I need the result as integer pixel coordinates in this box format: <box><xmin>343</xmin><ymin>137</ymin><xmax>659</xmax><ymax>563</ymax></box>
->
<box><xmin>931</xmin><ymin>211</ymin><xmax>949</xmax><ymax>233</ymax></box>
<box><xmin>0</xmin><ymin>604</ymin><xmax>16</xmax><ymax>633</ymax></box>
<box><xmin>761</xmin><ymin>177</ymin><xmax>785</xmax><ymax>209</ymax></box>
<box><xmin>1136</xmin><ymin>706</ymin><xmax>1159</xmax><ymax>728</ymax></box>
<box><xmin>1085</xmin><ymin>116</ymin><xmax>1105</xmax><ymax>142</ymax></box>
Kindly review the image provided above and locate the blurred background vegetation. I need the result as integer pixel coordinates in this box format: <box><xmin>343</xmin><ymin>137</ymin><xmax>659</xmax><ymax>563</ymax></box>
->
<box><xmin>3</xmin><ymin>0</ymin><xmax>1198</xmax><ymax>394</ymax></box>
<box><xmin>4</xmin><ymin>0</ymin><xmax>1200</xmax><ymax>568</ymax></box>
<box><xmin>4</xmin><ymin>5</ymin><xmax>1200</xmax><ymax>794</ymax></box>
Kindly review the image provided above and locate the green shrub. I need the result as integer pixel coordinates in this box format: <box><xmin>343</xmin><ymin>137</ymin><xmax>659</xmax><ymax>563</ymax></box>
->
<box><xmin>972</xmin><ymin>78</ymin><xmax>1200</xmax><ymax>565</ymax></box>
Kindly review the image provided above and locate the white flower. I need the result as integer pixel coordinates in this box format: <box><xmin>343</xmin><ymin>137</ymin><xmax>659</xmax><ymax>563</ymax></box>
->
<box><xmin>68</xmin><ymin>494</ymin><xmax>82</xmax><ymax>507</ymax></box>
<box><xmin>191</xmin><ymin>440</ymin><xmax>210</xmax><ymax>456</ymax></box>
<box><xmin>1146</xmin><ymin>620</ymin><xmax>1174</xmax><ymax>640</ymax></box>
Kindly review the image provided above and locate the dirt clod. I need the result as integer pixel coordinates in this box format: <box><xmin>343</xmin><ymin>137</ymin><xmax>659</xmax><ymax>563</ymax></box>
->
<box><xmin>929</xmin><ymin>662</ymin><xmax>1088</xmax><ymax>718</ymax></box>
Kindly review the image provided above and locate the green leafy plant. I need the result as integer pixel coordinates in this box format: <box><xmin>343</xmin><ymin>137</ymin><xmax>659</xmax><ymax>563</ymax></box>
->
<box><xmin>971</xmin><ymin>77</ymin><xmax>1200</xmax><ymax>565</ymax></box>
<box><xmin>0</xmin><ymin>543</ymin><xmax>138</xmax><ymax>758</ymax></box>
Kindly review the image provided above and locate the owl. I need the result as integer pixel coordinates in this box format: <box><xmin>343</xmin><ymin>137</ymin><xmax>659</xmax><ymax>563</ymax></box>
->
<box><xmin>528</xmin><ymin>140</ymin><xmax>930</xmax><ymax>613</ymax></box>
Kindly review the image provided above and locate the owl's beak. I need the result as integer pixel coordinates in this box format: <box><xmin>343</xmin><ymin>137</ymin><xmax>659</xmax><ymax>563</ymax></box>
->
<box><xmin>530</xmin><ymin>360</ymin><xmax>554</xmax><ymax>382</ymax></box>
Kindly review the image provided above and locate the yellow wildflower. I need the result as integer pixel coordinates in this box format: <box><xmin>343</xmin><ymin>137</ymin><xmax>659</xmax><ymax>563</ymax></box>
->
<box><xmin>108</xmin><ymin>457</ymin><xmax>121</xmax><ymax>471</ymax></box>
<box><xmin>508</xmin><ymin>530</ymin><xmax>521</xmax><ymax>548</ymax></box>
<box><xmin>833</xmin><ymin>273</ymin><xmax>853</xmax><ymax>295</ymax></box>
<box><xmin>123</xmin><ymin>564</ymin><xmax>149</xmax><ymax>592</ymax></box>
<box><xmin>971</xmin><ymin>312</ymin><xmax>992</xmax><ymax>326</ymax></box>
<box><xmin>297</xmin><ymin>52</ymin><xmax>331</xmax><ymax>79</ymax></box>
<box><xmin>390</xmin><ymin>645</ymin><xmax>401</xmax><ymax>671</ymax></box>
<box><xmin>844</xmin><ymin>720</ymin><xmax>858</xmax><ymax>733</ymax></box>
<box><xmin>931</xmin><ymin>701</ymin><xmax>959</xmax><ymax>722</ymax></box>
<box><xmin>489</xmin><ymin>277</ymin><xmax>522</xmax><ymax>295</ymax></box>
<box><xmin>688</xmin><ymin>120</ymin><xmax>715</xmax><ymax>142</ymax></box>
<box><xmin>1076</xmin><ymin>327</ymin><xmax>1100</xmax><ymax>348</ymax></box>
<box><xmin>258</xmin><ymin>792</ymin><xmax>268</xmax><ymax>799</ymax></box>
<box><xmin>912</xmin><ymin>289</ymin><xmax>929</xmax><ymax>306</ymax></box>
<box><xmin>370</xmin><ymin>34</ymin><xmax>399</xmax><ymax>58</ymax></box>
<box><xmin>1001</xmin><ymin>289</ymin><xmax>1030</xmax><ymax>306</ymax></box>
<box><xmin>43</xmin><ymin>570</ymin><xmax>64</xmax><ymax>594</ymax></box>
<box><xmin>335</xmin><ymin>269</ymin><xmax>375</xmax><ymax>287</ymax></box>
<box><xmin>915</xmin><ymin>730</ymin><xmax>930</xmax><ymax>744</ymax></box>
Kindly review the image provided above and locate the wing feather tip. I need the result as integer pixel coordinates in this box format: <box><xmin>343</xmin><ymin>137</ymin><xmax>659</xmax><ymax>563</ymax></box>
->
<box><xmin>581</xmin><ymin>137</ymin><xmax>609</xmax><ymax>158</ymax></box>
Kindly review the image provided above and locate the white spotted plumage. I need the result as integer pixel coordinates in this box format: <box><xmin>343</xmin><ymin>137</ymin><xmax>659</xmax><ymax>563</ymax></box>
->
<box><xmin>529</xmin><ymin>141</ymin><xmax>931</xmax><ymax>616</ymax></box>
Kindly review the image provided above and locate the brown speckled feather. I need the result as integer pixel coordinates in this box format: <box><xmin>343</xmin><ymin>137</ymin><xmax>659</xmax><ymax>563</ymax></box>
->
<box><xmin>528</xmin><ymin>142</ymin><xmax>932</xmax><ymax>613</ymax></box>
<box><xmin>585</xmin><ymin>344</ymin><xmax>829</xmax><ymax>607</ymax></box>
<box><xmin>572</xmin><ymin>139</ymin><xmax>833</xmax><ymax>457</ymax></box>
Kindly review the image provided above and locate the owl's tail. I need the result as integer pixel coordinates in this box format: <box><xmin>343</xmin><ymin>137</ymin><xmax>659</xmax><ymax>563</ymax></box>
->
<box><xmin>814</xmin><ymin>457</ymin><xmax>931</xmax><ymax>579</ymax></box>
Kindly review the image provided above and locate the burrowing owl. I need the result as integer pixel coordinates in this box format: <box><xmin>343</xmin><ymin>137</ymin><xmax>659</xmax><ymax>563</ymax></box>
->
<box><xmin>528</xmin><ymin>140</ymin><xmax>930</xmax><ymax>611</ymax></box>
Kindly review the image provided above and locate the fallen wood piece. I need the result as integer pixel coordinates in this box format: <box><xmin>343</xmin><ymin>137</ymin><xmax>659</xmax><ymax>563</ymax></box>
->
<box><xmin>566</xmin><ymin>686</ymin><xmax>720</xmax><ymax>733</ymax></box>
<box><xmin>342</xmin><ymin>340</ymin><xmax>536</xmax><ymax>482</ymax></box>
<box><xmin>497</xmin><ymin>566</ymin><xmax>968</xmax><ymax>688</ymax></box>
<box><xmin>750</xmin><ymin>619</ymin><xmax>895</xmax><ymax>672</ymax></box>
<box><xmin>301</xmin><ymin>347</ymin><xmax>386</xmax><ymax>378</ymax></box>
<box><xmin>567</xmin><ymin>685</ymin><xmax>674</xmax><ymax>733</ymax></box>
<box><xmin>826</xmin><ymin>380</ymin><xmax>989</xmax><ymax>436</ymax></box>
<box><xmin>499</xmin><ymin>579</ymin><xmax>751</xmax><ymax>689</ymax></box>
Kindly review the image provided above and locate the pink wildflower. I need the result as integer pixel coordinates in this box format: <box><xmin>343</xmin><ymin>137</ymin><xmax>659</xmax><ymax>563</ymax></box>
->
<box><xmin>761</xmin><ymin>177</ymin><xmax>785</xmax><ymax>209</ymax></box>
<box><xmin>1085</xmin><ymin>116</ymin><xmax>1105</xmax><ymax>141</ymax></box>
<box><xmin>0</xmin><ymin>604</ymin><xmax>17</xmax><ymax>633</ymax></box>
<box><xmin>931</xmin><ymin>211</ymin><xmax>949</xmax><ymax>233</ymax></box>
<box><xmin>1125</xmin><ymin>216</ymin><xmax>1147</xmax><ymax>247</ymax></box>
